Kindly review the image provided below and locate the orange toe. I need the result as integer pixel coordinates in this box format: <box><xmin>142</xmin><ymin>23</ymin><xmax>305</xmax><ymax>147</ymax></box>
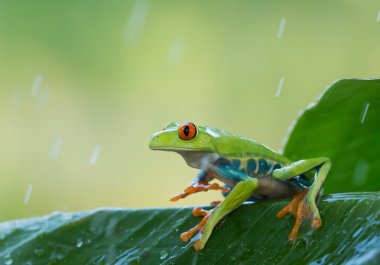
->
<box><xmin>180</xmin><ymin>214</ymin><xmax>210</xmax><ymax>242</ymax></box>
<box><xmin>277</xmin><ymin>190</ymin><xmax>321</xmax><ymax>240</ymax></box>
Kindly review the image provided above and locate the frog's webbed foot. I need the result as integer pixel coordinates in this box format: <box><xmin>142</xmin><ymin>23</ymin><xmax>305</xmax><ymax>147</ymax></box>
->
<box><xmin>170</xmin><ymin>182</ymin><xmax>230</xmax><ymax>202</ymax></box>
<box><xmin>276</xmin><ymin>189</ymin><xmax>321</xmax><ymax>240</ymax></box>
<box><xmin>180</xmin><ymin>207</ymin><xmax>214</xmax><ymax>242</ymax></box>
<box><xmin>181</xmin><ymin>179</ymin><xmax>259</xmax><ymax>251</ymax></box>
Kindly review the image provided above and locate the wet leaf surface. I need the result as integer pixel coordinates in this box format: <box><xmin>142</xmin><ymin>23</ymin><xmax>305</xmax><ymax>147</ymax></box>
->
<box><xmin>0</xmin><ymin>193</ymin><xmax>379</xmax><ymax>264</ymax></box>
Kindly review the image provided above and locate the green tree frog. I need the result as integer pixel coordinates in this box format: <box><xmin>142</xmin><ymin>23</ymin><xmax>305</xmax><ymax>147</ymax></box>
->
<box><xmin>149</xmin><ymin>122</ymin><xmax>331</xmax><ymax>250</ymax></box>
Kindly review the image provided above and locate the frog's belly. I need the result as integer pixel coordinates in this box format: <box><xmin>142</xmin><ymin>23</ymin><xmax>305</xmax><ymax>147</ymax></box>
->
<box><xmin>219</xmin><ymin>175</ymin><xmax>299</xmax><ymax>200</ymax></box>
<box><xmin>251</xmin><ymin>177</ymin><xmax>299</xmax><ymax>200</ymax></box>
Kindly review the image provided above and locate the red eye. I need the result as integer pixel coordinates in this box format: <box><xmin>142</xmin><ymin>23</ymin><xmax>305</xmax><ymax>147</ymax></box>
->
<box><xmin>178</xmin><ymin>122</ymin><xmax>197</xmax><ymax>140</ymax></box>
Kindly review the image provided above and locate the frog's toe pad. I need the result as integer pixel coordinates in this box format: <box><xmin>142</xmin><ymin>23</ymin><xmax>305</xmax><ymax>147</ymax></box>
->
<box><xmin>192</xmin><ymin>207</ymin><xmax>209</xmax><ymax>217</ymax></box>
<box><xmin>193</xmin><ymin>239</ymin><xmax>204</xmax><ymax>251</ymax></box>
<box><xmin>311</xmin><ymin>216</ymin><xmax>322</xmax><ymax>229</ymax></box>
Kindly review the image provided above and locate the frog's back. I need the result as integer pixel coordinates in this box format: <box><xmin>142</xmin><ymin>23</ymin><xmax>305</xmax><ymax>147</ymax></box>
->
<box><xmin>212</xmin><ymin>135</ymin><xmax>292</xmax><ymax>165</ymax></box>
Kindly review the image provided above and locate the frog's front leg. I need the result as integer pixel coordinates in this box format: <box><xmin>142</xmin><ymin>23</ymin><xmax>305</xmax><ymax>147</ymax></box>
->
<box><xmin>179</xmin><ymin>165</ymin><xmax>258</xmax><ymax>250</ymax></box>
<box><xmin>170</xmin><ymin>170</ymin><xmax>230</xmax><ymax>202</ymax></box>
<box><xmin>272</xmin><ymin>157</ymin><xmax>331</xmax><ymax>240</ymax></box>
<box><xmin>194</xmin><ymin>178</ymin><xmax>259</xmax><ymax>250</ymax></box>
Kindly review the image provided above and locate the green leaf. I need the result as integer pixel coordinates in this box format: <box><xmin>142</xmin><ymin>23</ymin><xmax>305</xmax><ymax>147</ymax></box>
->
<box><xmin>282</xmin><ymin>79</ymin><xmax>380</xmax><ymax>193</ymax></box>
<box><xmin>1</xmin><ymin>79</ymin><xmax>379</xmax><ymax>264</ymax></box>
<box><xmin>0</xmin><ymin>193</ymin><xmax>379</xmax><ymax>264</ymax></box>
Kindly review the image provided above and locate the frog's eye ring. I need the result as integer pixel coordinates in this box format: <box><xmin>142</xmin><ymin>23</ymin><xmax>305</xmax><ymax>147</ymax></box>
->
<box><xmin>178</xmin><ymin>122</ymin><xmax>197</xmax><ymax>140</ymax></box>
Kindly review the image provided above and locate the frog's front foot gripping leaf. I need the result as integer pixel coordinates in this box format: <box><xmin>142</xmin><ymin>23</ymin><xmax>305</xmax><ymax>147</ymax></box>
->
<box><xmin>170</xmin><ymin>182</ymin><xmax>230</xmax><ymax>202</ymax></box>
<box><xmin>176</xmin><ymin>179</ymin><xmax>260</xmax><ymax>250</ymax></box>
<box><xmin>179</xmin><ymin>207</ymin><xmax>214</xmax><ymax>242</ymax></box>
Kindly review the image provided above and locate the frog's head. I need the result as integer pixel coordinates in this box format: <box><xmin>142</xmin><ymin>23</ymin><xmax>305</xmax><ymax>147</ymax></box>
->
<box><xmin>149</xmin><ymin>121</ymin><xmax>217</xmax><ymax>153</ymax></box>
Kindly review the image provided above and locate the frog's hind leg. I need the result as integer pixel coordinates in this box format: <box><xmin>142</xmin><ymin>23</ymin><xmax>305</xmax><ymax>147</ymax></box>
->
<box><xmin>194</xmin><ymin>178</ymin><xmax>259</xmax><ymax>250</ymax></box>
<box><xmin>272</xmin><ymin>157</ymin><xmax>331</xmax><ymax>240</ymax></box>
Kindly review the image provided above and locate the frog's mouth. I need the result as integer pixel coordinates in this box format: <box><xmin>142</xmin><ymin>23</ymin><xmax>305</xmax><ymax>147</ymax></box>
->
<box><xmin>149</xmin><ymin>146</ymin><xmax>211</xmax><ymax>152</ymax></box>
<box><xmin>150</xmin><ymin>144</ymin><xmax>218</xmax><ymax>169</ymax></box>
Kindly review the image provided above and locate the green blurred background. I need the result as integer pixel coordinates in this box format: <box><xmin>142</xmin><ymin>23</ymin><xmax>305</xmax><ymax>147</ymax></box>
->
<box><xmin>0</xmin><ymin>0</ymin><xmax>379</xmax><ymax>221</ymax></box>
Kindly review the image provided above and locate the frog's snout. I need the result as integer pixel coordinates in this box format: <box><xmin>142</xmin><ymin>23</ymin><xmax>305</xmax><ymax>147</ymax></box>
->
<box><xmin>149</xmin><ymin>134</ymin><xmax>159</xmax><ymax>150</ymax></box>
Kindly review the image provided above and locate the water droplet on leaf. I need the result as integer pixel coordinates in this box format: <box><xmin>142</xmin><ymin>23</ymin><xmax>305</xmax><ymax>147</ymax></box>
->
<box><xmin>160</xmin><ymin>250</ymin><xmax>168</xmax><ymax>260</ymax></box>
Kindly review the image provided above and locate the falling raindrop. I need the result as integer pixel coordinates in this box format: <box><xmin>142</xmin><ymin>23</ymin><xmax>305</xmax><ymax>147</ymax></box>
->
<box><xmin>276</xmin><ymin>76</ymin><xmax>285</xmax><ymax>97</ymax></box>
<box><xmin>24</xmin><ymin>185</ymin><xmax>33</xmax><ymax>205</ymax></box>
<box><xmin>360</xmin><ymin>102</ymin><xmax>370</xmax><ymax>124</ymax></box>
<box><xmin>277</xmin><ymin>17</ymin><xmax>286</xmax><ymax>39</ymax></box>
<box><xmin>168</xmin><ymin>39</ymin><xmax>186</xmax><ymax>65</ymax></box>
<box><xmin>377</xmin><ymin>9</ymin><xmax>380</xmax><ymax>22</ymax></box>
<box><xmin>89</xmin><ymin>144</ymin><xmax>101</xmax><ymax>165</ymax></box>
<box><xmin>30</xmin><ymin>74</ymin><xmax>44</xmax><ymax>97</ymax></box>
<box><xmin>35</xmin><ymin>89</ymin><xmax>49</xmax><ymax>111</ymax></box>
<box><xmin>49</xmin><ymin>135</ymin><xmax>64</xmax><ymax>160</ymax></box>
<box><xmin>124</xmin><ymin>0</ymin><xmax>150</xmax><ymax>45</ymax></box>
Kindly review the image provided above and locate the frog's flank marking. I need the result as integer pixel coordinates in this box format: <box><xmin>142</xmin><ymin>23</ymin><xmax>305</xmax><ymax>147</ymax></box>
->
<box><xmin>258</xmin><ymin>159</ymin><xmax>269</xmax><ymax>174</ymax></box>
<box><xmin>89</xmin><ymin>144</ymin><xmax>102</xmax><ymax>165</ymax></box>
<box><xmin>276</xmin><ymin>76</ymin><xmax>285</xmax><ymax>97</ymax></box>
<box><xmin>30</xmin><ymin>74</ymin><xmax>43</xmax><ymax>97</ymax></box>
<box><xmin>24</xmin><ymin>185</ymin><xmax>33</xmax><ymax>205</ymax></box>
<box><xmin>360</xmin><ymin>102</ymin><xmax>370</xmax><ymax>124</ymax></box>
<box><xmin>231</xmin><ymin>159</ymin><xmax>241</xmax><ymax>169</ymax></box>
<box><xmin>124</xmin><ymin>0</ymin><xmax>150</xmax><ymax>44</ymax></box>
<box><xmin>277</xmin><ymin>17</ymin><xmax>286</xmax><ymax>39</ymax></box>
<box><xmin>377</xmin><ymin>9</ymin><xmax>380</xmax><ymax>22</ymax></box>
<box><xmin>273</xmin><ymin>163</ymin><xmax>281</xmax><ymax>171</ymax></box>
<box><xmin>49</xmin><ymin>135</ymin><xmax>64</xmax><ymax>160</ymax></box>
<box><xmin>247</xmin><ymin>159</ymin><xmax>257</xmax><ymax>174</ymax></box>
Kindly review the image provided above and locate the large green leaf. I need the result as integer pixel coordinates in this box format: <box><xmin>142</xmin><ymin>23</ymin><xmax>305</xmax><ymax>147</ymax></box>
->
<box><xmin>282</xmin><ymin>79</ymin><xmax>380</xmax><ymax>193</ymax></box>
<box><xmin>0</xmin><ymin>192</ymin><xmax>379</xmax><ymax>264</ymax></box>
<box><xmin>1</xmin><ymin>79</ymin><xmax>379</xmax><ymax>264</ymax></box>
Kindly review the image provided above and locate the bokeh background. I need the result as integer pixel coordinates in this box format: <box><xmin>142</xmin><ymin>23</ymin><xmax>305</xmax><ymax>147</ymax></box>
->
<box><xmin>0</xmin><ymin>0</ymin><xmax>379</xmax><ymax>221</ymax></box>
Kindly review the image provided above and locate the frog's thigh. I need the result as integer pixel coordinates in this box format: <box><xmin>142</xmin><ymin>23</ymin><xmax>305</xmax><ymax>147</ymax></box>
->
<box><xmin>197</xmin><ymin>178</ymin><xmax>259</xmax><ymax>250</ymax></box>
<box><xmin>272</xmin><ymin>157</ymin><xmax>330</xmax><ymax>181</ymax></box>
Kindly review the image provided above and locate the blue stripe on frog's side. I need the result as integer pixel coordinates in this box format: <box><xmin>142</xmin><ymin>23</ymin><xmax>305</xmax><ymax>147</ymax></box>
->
<box><xmin>214</xmin><ymin>157</ymin><xmax>313</xmax><ymax>196</ymax></box>
<box><xmin>214</xmin><ymin>157</ymin><xmax>283</xmax><ymax>178</ymax></box>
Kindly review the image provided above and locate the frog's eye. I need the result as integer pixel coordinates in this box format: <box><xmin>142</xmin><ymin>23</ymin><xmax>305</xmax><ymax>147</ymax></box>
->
<box><xmin>178</xmin><ymin>122</ymin><xmax>197</xmax><ymax>140</ymax></box>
